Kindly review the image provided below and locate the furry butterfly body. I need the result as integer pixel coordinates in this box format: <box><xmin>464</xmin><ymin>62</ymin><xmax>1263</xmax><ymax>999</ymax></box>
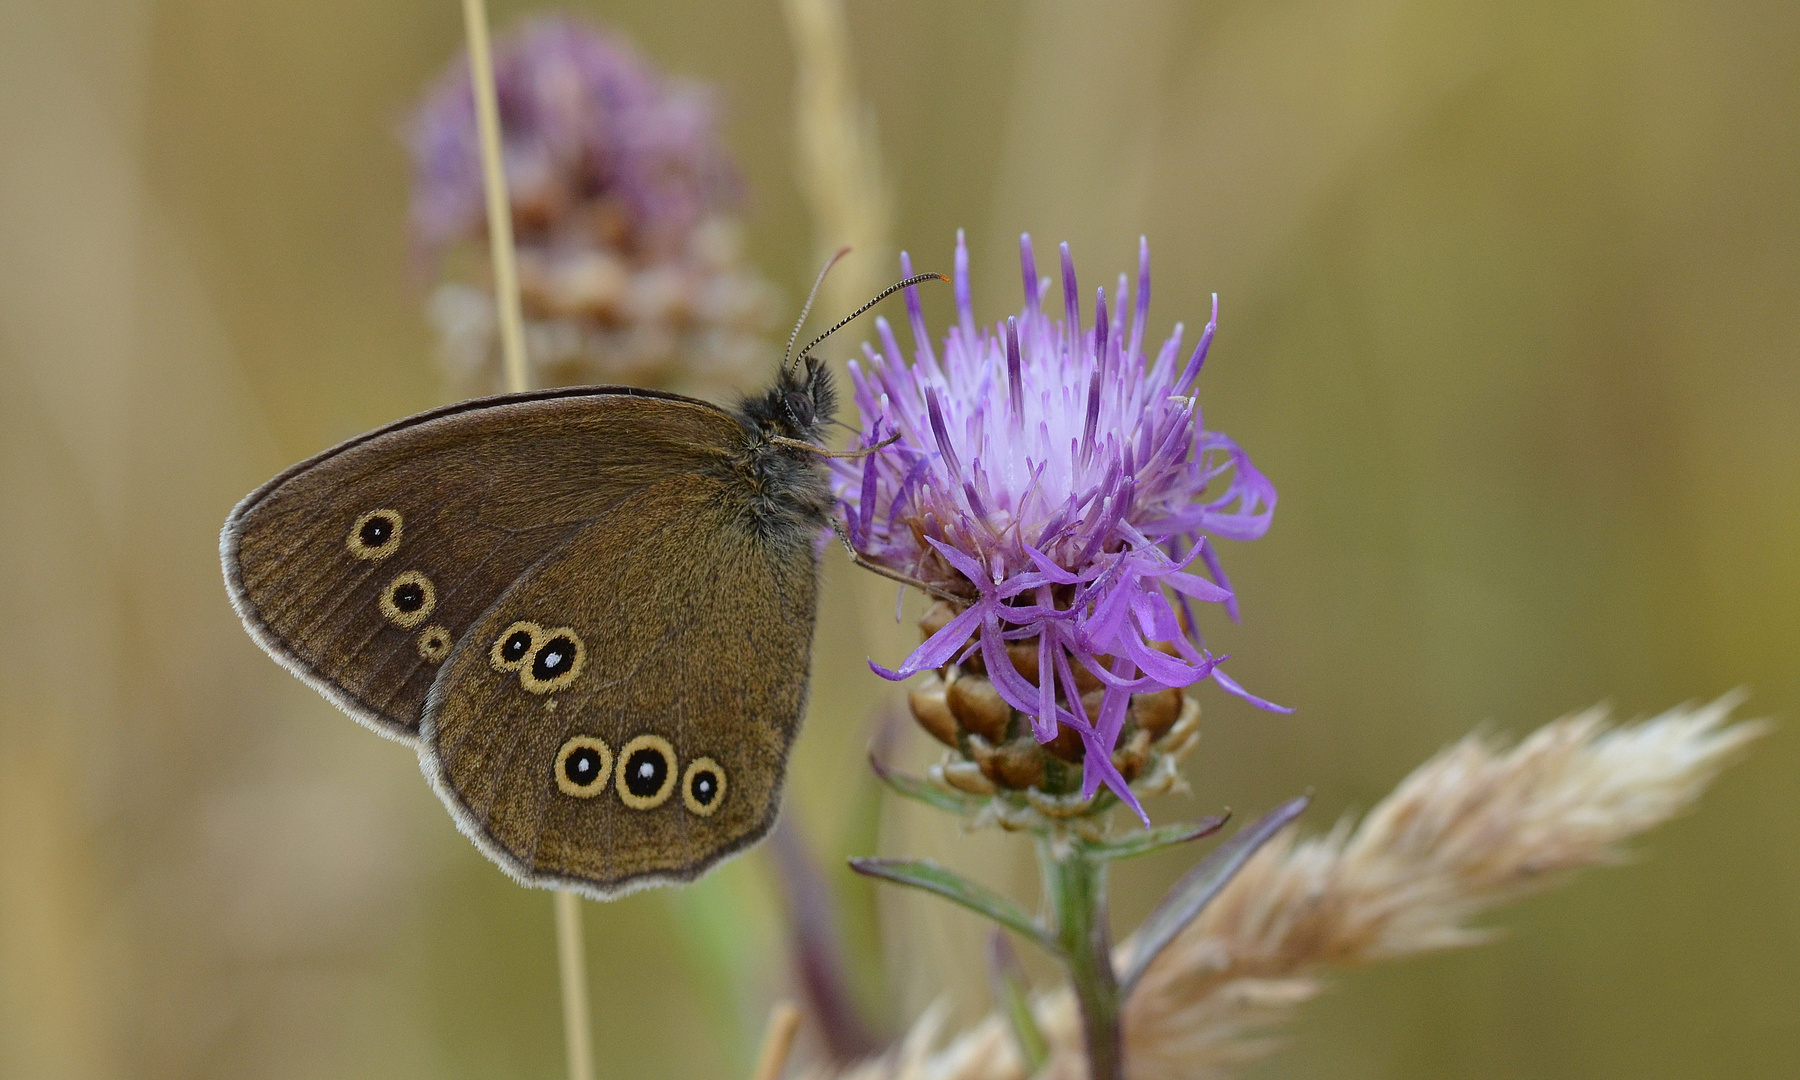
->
<box><xmin>222</xmin><ymin>361</ymin><xmax>836</xmax><ymax>898</ymax></box>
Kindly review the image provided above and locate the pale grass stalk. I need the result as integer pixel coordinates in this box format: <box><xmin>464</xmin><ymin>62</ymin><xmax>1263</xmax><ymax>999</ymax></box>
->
<box><xmin>781</xmin><ymin>0</ymin><xmax>894</xmax><ymax>320</ymax></box>
<box><xmin>779</xmin><ymin>2</ymin><xmax>939</xmax><ymax>959</ymax></box>
<box><xmin>818</xmin><ymin>694</ymin><xmax>1765</xmax><ymax>1080</ymax></box>
<box><xmin>458</xmin><ymin>4</ymin><xmax>594</xmax><ymax>1080</ymax></box>
<box><xmin>554</xmin><ymin>890</ymin><xmax>595</xmax><ymax>1080</ymax></box>
<box><xmin>753</xmin><ymin>1002</ymin><xmax>806</xmax><ymax>1080</ymax></box>
<box><xmin>782</xmin><ymin>0</ymin><xmax>914</xmax><ymax>662</ymax></box>
<box><xmin>459</xmin><ymin>0</ymin><xmax>528</xmax><ymax>397</ymax></box>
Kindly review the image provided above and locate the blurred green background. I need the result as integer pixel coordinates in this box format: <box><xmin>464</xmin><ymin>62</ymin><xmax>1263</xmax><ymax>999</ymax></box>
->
<box><xmin>1</xmin><ymin>1</ymin><xmax>1795</xmax><ymax>1078</ymax></box>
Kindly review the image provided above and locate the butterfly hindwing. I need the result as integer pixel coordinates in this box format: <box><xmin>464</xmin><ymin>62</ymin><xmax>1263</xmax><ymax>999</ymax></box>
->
<box><xmin>423</xmin><ymin>467</ymin><xmax>819</xmax><ymax>899</ymax></box>
<box><xmin>221</xmin><ymin>387</ymin><xmax>747</xmax><ymax>741</ymax></box>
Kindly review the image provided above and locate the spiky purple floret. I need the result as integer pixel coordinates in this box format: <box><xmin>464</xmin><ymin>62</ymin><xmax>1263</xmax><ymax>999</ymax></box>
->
<box><xmin>834</xmin><ymin>233</ymin><xmax>1283</xmax><ymax>819</ymax></box>
<box><xmin>406</xmin><ymin>15</ymin><xmax>740</xmax><ymax>259</ymax></box>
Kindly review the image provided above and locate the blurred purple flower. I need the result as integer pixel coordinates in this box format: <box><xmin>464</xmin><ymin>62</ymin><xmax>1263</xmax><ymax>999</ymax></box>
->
<box><xmin>404</xmin><ymin>16</ymin><xmax>778</xmax><ymax>398</ymax></box>
<box><xmin>407</xmin><ymin>14</ymin><xmax>739</xmax><ymax>260</ymax></box>
<box><xmin>836</xmin><ymin>233</ymin><xmax>1283</xmax><ymax>817</ymax></box>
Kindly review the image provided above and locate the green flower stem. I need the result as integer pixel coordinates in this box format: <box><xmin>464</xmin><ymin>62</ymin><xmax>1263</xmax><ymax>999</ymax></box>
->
<box><xmin>1040</xmin><ymin>839</ymin><xmax>1122</xmax><ymax>1080</ymax></box>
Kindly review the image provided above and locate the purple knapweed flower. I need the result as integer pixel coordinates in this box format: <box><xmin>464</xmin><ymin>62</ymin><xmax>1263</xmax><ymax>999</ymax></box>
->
<box><xmin>835</xmin><ymin>233</ymin><xmax>1282</xmax><ymax>818</ymax></box>
<box><xmin>404</xmin><ymin>16</ymin><xmax>779</xmax><ymax>398</ymax></box>
<box><xmin>407</xmin><ymin>15</ymin><xmax>739</xmax><ymax>261</ymax></box>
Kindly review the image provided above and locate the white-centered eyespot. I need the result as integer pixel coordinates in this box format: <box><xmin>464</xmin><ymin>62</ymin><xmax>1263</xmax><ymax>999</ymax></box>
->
<box><xmin>490</xmin><ymin>621</ymin><xmax>541</xmax><ymax>672</ymax></box>
<box><xmin>416</xmin><ymin>625</ymin><xmax>452</xmax><ymax>663</ymax></box>
<box><xmin>347</xmin><ymin>509</ymin><xmax>403</xmax><ymax>560</ymax></box>
<box><xmin>554</xmin><ymin>735</ymin><xmax>614</xmax><ymax>798</ymax></box>
<box><xmin>379</xmin><ymin>570</ymin><xmax>435</xmax><ymax>628</ymax></box>
<box><xmin>615</xmin><ymin>734</ymin><xmax>677</xmax><ymax>810</ymax></box>
<box><xmin>681</xmin><ymin>757</ymin><xmax>727</xmax><ymax>816</ymax></box>
<box><xmin>519</xmin><ymin>626</ymin><xmax>585</xmax><ymax>694</ymax></box>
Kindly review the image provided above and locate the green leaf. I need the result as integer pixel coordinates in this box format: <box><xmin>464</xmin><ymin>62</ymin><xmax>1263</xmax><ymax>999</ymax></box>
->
<box><xmin>867</xmin><ymin>752</ymin><xmax>982</xmax><ymax>816</ymax></box>
<box><xmin>1083</xmin><ymin>813</ymin><xmax>1229</xmax><ymax>861</ymax></box>
<box><xmin>986</xmin><ymin>930</ymin><xmax>1050</xmax><ymax>1074</ymax></box>
<box><xmin>1118</xmin><ymin>794</ymin><xmax>1311</xmax><ymax>995</ymax></box>
<box><xmin>849</xmin><ymin>857</ymin><xmax>1057</xmax><ymax>954</ymax></box>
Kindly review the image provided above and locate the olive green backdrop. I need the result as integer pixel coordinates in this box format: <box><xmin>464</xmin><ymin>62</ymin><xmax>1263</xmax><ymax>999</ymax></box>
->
<box><xmin>0</xmin><ymin>1</ymin><xmax>1794</xmax><ymax>1078</ymax></box>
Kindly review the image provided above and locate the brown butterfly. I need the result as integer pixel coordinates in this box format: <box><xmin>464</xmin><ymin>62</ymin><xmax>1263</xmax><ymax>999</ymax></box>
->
<box><xmin>221</xmin><ymin>269</ymin><xmax>941</xmax><ymax>899</ymax></box>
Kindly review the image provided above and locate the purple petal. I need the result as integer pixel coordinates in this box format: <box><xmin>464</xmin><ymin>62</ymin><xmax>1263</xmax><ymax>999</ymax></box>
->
<box><xmin>954</xmin><ymin>228</ymin><xmax>976</xmax><ymax>344</ymax></box>
<box><xmin>1021</xmin><ymin>542</ymin><xmax>1082</xmax><ymax>584</ymax></box>
<box><xmin>1080</xmin><ymin>570</ymin><xmax>1137</xmax><ymax>650</ymax></box>
<box><xmin>900</xmin><ymin>250</ymin><xmax>937</xmax><ymax>371</ymax></box>
<box><xmin>1210</xmin><ymin>666</ymin><xmax>1294</xmax><ymax>712</ymax></box>
<box><xmin>1006</xmin><ymin>317</ymin><xmax>1024</xmax><ymax>417</ymax></box>
<box><xmin>1120</xmin><ymin>633</ymin><xmax>1212</xmax><ymax>687</ymax></box>
<box><xmin>925</xmin><ymin>388</ymin><xmax>963</xmax><ymax>479</ymax></box>
<box><xmin>1036</xmin><ymin>624</ymin><xmax>1059</xmax><ymax>740</ymax></box>
<box><xmin>1078</xmin><ymin>734</ymin><xmax>1148</xmax><ymax>823</ymax></box>
<box><xmin>922</xmin><ymin>534</ymin><xmax>988</xmax><ymax>587</ymax></box>
<box><xmin>1060</xmin><ymin>242</ymin><xmax>1081</xmax><ymax>347</ymax></box>
<box><xmin>1019</xmin><ymin>233</ymin><xmax>1039</xmax><ymax>312</ymax></box>
<box><xmin>1096</xmin><ymin>666</ymin><xmax>1133</xmax><ymax>749</ymax></box>
<box><xmin>1164</xmin><ymin>571</ymin><xmax>1233</xmax><ymax>604</ymax></box>
<box><xmin>1094</xmin><ymin>287</ymin><xmax>1110</xmax><ymax>381</ymax></box>
<box><xmin>1129</xmin><ymin>589</ymin><xmax>1190</xmax><ymax>646</ymax></box>
<box><xmin>853</xmin><ymin>457</ymin><xmax>879</xmax><ymax>542</ymax></box>
<box><xmin>1053</xmin><ymin>645</ymin><xmax>1090</xmax><ymax>727</ymax></box>
<box><xmin>868</xmin><ymin>658</ymin><xmax>907</xmax><ymax>681</ymax></box>
<box><xmin>1198</xmin><ymin>538</ymin><xmax>1241</xmax><ymax>622</ymax></box>
<box><xmin>963</xmin><ymin>479</ymin><xmax>987</xmax><ymax>521</ymax></box>
<box><xmin>1128</xmin><ymin>235</ymin><xmax>1150</xmax><ymax>363</ymax></box>
<box><xmin>1173</xmin><ymin>295</ymin><xmax>1217</xmax><ymax>394</ymax></box>
<box><xmin>981</xmin><ymin>622</ymin><xmax>1061</xmax><ymax>732</ymax></box>
<box><xmin>996</xmin><ymin>571</ymin><xmax>1063</xmax><ymax>600</ymax></box>
<box><xmin>887</xmin><ymin>602</ymin><xmax>986</xmax><ymax>677</ymax></box>
<box><xmin>1081</xmin><ymin>371</ymin><xmax>1101</xmax><ymax>462</ymax></box>
<box><xmin>876</xmin><ymin>316</ymin><xmax>907</xmax><ymax>377</ymax></box>
<box><xmin>1071</xmin><ymin>651</ymin><xmax>1162</xmax><ymax>691</ymax></box>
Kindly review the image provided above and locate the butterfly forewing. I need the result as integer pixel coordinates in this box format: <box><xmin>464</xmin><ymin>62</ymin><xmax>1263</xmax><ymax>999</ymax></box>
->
<box><xmin>221</xmin><ymin>388</ymin><xmax>747</xmax><ymax>741</ymax></box>
<box><xmin>424</xmin><ymin>468</ymin><xmax>818</xmax><ymax>898</ymax></box>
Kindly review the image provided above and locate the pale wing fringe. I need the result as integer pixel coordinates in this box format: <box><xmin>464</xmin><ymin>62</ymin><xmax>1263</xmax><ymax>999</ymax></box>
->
<box><xmin>812</xmin><ymin>694</ymin><xmax>1766</xmax><ymax>1080</ymax></box>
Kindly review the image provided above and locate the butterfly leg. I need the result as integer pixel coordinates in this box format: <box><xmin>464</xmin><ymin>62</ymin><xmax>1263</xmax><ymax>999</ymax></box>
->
<box><xmin>769</xmin><ymin>430</ymin><xmax>902</xmax><ymax>461</ymax></box>
<box><xmin>828</xmin><ymin>518</ymin><xmax>969</xmax><ymax>605</ymax></box>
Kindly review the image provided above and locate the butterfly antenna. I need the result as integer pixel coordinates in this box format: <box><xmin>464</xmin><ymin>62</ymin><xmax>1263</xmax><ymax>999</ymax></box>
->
<box><xmin>797</xmin><ymin>272</ymin><xmax>949</xmax><ymax>363</ymax></box>
<box><xmin>785</xmin><ymin>247</ymin><xmax>854</xmax><ymax>375</ymax></box>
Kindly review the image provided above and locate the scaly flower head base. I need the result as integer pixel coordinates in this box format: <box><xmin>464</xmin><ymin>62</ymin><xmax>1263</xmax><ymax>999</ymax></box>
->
<box><xmin>836</xmin><ymin>233</ymin><xmax>1282</xmax><ymax>818</ymax></box>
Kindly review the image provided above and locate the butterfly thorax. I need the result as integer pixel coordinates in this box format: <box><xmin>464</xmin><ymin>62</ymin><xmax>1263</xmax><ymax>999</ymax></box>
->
<box><xmin>731</xmin><ymin>357</ymin><xmax>836</xmax><ymax>546</ymax></box>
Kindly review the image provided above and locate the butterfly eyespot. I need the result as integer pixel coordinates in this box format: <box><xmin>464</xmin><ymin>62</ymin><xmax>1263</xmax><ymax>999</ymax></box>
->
<box><xmin>554</xmin><ymin>736</ymin><xmax>614</xmax><ymax>798</ymax></box>
<box><xmin>379</xmin><ymin>571</ymin><xmax>436</xmax><ymax>628</ymax></box>
<box><xmin>490</xmin><ymin>621</ymin><xmax>542</xmax><ymax>672</ymax></box>
<box><xmin>615</xmin><ymin>735</ymin><xmax>677</xmax><ymax>810</ymax></box>
<box><xmin>416</xmin><ymin>625</ymin><xmax>453</xmax><ymax>663</ymax></box>
<box><xmin>520</xmin><ymin>627</ymin><xmax>585</xmax><ymax>694</ymax></box>
<box><xmin>681</xmin><ymin>757</ymin><xmax>727</xmax><ymax>816</ymax></box>
<box><xmin>347</xmin><ymin>509</ymin><xmax>403</xmax><ymax>560</ymax></box>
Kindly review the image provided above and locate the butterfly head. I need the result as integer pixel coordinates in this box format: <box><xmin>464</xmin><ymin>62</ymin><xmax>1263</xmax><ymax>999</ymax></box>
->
<box><xmin>756</xmin><ymin>258</ymin><xmax>941</xmax><ymax>450</ymax></box>
<box><xmin>744</xmin><ymin>353</ymin><xmax>836</xmax><ymax>445</ymax></box>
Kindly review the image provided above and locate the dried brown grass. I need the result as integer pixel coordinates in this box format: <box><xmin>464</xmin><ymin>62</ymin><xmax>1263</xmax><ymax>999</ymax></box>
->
<box><xmin>819</xmin><ymin>694</ymin><xmax>1766</xmax><ymax>1080</ymax></box>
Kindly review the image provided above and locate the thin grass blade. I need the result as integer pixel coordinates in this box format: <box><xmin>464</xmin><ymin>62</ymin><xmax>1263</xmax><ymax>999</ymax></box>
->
<box><xmin>1083</xmin><ymin>813</ymin><xmax>1229</xmax><ymax>861</ymax></box>
<box><xmin>986</xmin><ymin>930</ymin><xmax>1049</xmax><ymax>1074</ymax></box>
<box><xmin>849</xmin><ymin>857</ymin><xmax>1056</xmax><ymax>953</ymax></box>
<box><xmin>1118</xmin><ymin>795</ymin><xmax>1310</xmax><ymax>994</ymax></box>
<box><xmin>868</xmin><ymin>752</ymin><xmax>982</xmax><ymax>815</ymax></box>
